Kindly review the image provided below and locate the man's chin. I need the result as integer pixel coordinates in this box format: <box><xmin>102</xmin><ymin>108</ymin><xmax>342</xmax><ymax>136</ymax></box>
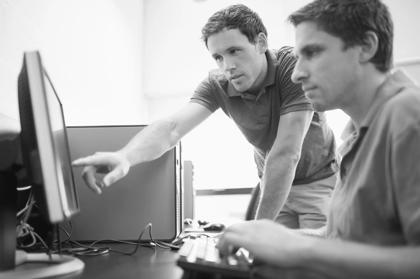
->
<box><xmin>233</xmin><ymin>86</ymin><xmax>247</xmax><ymax>92</ymax></box>
<box><xmin>231</xmin><ymin>81</ymin><xmax>249</xmax><ymax>92</ymax></box>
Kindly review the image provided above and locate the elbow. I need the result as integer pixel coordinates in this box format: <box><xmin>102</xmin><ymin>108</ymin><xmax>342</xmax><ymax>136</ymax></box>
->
<box><xmin>289</xmin><ymin>151</ymin><xmax>301</xmax><ymax>165</ymax></box>
<box><xmin>156</xmin><ymin>118</ymin><xmax>181</xmax><ymax>147</ymax></box>
<box><xmin>168</xmin><ymin>131</ymin><xmax>181</xmax><ymax>147</ymax></box>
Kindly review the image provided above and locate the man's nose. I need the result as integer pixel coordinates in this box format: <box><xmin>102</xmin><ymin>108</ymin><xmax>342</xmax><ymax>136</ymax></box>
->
<box><xmin>291</xmin><ymin>61</ymin><xmax>307</xmax><ymax>84</ymax></box>
<box><xmin>223</xmin><ymin>58</ymin><xmax>236</xmax><ymax>72</ymax></box>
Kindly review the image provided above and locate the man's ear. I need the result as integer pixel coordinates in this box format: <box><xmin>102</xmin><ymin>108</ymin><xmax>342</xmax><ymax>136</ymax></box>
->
<box><xmin>360</xmin><ymin>31</ymin><xmax>379</xmax><ymax>63</ymax></box>
<box><xmin>256</xmin><ymin>32</ymin><xmax>268</xmax><ymax>54</ymax></box>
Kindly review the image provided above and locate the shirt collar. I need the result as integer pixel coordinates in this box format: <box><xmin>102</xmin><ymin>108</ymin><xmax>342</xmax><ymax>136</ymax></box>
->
<box><xmin>360</xmin><ymin>70</ymin><xmax>415</xmax><ymax>128</ymax></box>
<box><xmin>339</xmin><ymin>70</ymin><xmax>415</xmax><ymax>161</ymax></box>
<box><xmin>226</xmin><ymin>50</ymin><xmax>276</xmax><ymax>100</ymax></box>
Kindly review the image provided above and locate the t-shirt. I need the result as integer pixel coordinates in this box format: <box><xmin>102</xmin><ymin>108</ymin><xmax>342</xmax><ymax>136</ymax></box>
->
<box><xmin>190</xmin><ymin>47</ymin><xmax>337</xmax><ymax>184</ymax></box>
<box><xmin>327</xmin><ymin>70</ymin><xmax>420</xmax><ymax>245</ymax></box>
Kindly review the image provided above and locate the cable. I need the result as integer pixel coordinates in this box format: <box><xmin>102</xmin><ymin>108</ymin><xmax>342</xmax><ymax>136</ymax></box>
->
<box><xmin>56</xmin><ymin>222</ymin><xmax>160</xmax><ymax>257</ymax></box>
<box><xmin>16</xmin><ymin>191</ymin><xmax>41</xmax><ymax>250</ymax></box>
<box><xmin>54</xmin><ymin>225</ymin><xmax>111</xmax><ymax>256</ymax></box>
<box><xmin>110</xmin><ymin>223</ymin><xmax>154</xmax><ymax>255</ymax></box>
<box><xmin>15</xmin><ymin>196</ymin><xmax>164</xmax><ymax>258</ymax></box>
<box><xmin>16</xmin><ymin>189</ymin><xmax>34</xmax><ymax>218</ymax></box>
<box><xmin>16</xmin><ymin>221</ymin><xmax>52</xmax><ymax>260</ymax></box>
<box><xmin>146</xmin><ymin>223</ymin><xmax>171</xmax><ymax>249</ymax></box>
<box><xmin>16</xmin><ymin>222</ymin><xmax>37</xmax><ymax>248</ymax></box>
<box><xmin>21</xmin><ymin>221</ymin><xmax>174</xmax><ymax>258</ymax></box>
<box><xmin>55</xmin><ymin>225</ymin><xmax>62</xmax><ymax>254</ymax></box>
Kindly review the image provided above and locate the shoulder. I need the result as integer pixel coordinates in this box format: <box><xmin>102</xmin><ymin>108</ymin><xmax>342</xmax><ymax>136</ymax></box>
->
<box><xmin>384</xmin><ymin>86</ymin><xmax>420</xmax><ymax>117</ymax></box>
<box><xmin>382</xmin><ymin>87</ymin><xmax>420</xmax><ymax>135</ymax></box>
<box><xmin>195</xmin><ymin>70</ymin><xmax>228</xmax><ymax>94</ymax></box>
<box><xmin>270</xmin><ymin>46</ymin><xmax>296</xmax><ymax>67</ymax></box>
<box><xmin>270</xmin><ymin>47</ymin><xmax>297</xmax><ymax>83</ymax></box>
<box><xmin>208</xmin><ymin>69</ymin><xmax>229</xmax><ymax>88</ymax></box>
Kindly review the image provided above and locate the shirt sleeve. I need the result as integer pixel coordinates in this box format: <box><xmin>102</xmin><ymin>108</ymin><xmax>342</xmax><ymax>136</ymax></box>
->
<box><xmin>190</xmin><ymin>76</ymin><xmax>220</xmax><ymax>113</ymax></box>
<box><xmin>392</xmin><ymin>122</ymin><xmax>420</xmax><ymax>244</ymax></box>
<box><xmin>276</xmin><ymin>47</ymin><xmax>313</xmax><ymax>115</ymax></box>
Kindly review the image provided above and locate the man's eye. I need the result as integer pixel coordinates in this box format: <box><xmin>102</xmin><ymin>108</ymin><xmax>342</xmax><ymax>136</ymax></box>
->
<box><xmin>308</xmin><ymin>50</ymin><xmax>317</xmax><ymax>57</ymax></box>
<box><xmin>304</xmin><ymin>48</ymin><xmax>321</xmax><ymax>59</ymax></box>
<box><xmin>214</xmin><ymin>56</ymin><xmax>223</xmax><ymax>62</ymax></box>
<box><xmin>229</xmin><ymin>49</ymin><xmax>239</xmax><ymax>55</ymax></box>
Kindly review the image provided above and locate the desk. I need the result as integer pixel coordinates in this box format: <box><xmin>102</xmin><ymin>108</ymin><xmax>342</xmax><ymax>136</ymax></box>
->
<box><xmin>7</xmin><ymin>243</ymin><xmax>322</xmax><ymax>279</ymax></box>
<box><xmin>75</xmin><ymin>244</ymin><xmax>183</xmax><ymax>279</ymax></box>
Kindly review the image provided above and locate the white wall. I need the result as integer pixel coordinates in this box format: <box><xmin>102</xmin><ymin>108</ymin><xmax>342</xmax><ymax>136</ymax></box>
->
<box><xmin>0</xmin><ymin>0</ymin><xmax>146</xmax><ymax>126</ymax></box>
<box><xmin>1</xmin><ymin>0</ymin><xmax>419</xmax><ymax>189</ymax></box>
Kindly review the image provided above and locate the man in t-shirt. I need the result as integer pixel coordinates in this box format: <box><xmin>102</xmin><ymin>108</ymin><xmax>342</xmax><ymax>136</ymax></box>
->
<box><xmin>217</xmin><ymin>0</ymin><xmax>420</xmax><ymax>277</ymax></box>
<box><xmin>73</xmin><ymin>4</ymin><xmax>337</xmax><ymax>229</ymax></box>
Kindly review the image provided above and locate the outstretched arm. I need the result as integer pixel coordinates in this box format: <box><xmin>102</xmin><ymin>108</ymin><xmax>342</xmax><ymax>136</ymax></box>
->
<box><xmin>72</xmin><ymin>102</ymin><xmax>212</xmax><ymax>193</ymax></box>
<box><xmin>119</xmin><ymin>102</ymin><xmax>211</xmax><ymax>166</ymax></box>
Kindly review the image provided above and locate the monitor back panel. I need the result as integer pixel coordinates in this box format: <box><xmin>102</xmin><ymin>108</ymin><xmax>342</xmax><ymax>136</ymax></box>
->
<box><xmin>66</xmin><ymin>125</ymin><xmax>181</xmax><ymax>241</ymax></box>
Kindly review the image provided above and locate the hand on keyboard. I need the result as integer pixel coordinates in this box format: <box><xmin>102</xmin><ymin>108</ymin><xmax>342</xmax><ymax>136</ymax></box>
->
<box><xmin>177</xmin><ymin>236</ymin><xmax>252</xmax><ymax>278</ymax></box>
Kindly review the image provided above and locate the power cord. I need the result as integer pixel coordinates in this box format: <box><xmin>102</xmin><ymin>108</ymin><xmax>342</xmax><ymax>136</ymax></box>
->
<box><xmin>57</xmin><ymin>222</ymin><xmax>161</xmax><ymax>256</ymax></box>
<box><xmin>15</xmin><ymin>191</ymin><xmax>178</xmax><ymax>259</ymax></box>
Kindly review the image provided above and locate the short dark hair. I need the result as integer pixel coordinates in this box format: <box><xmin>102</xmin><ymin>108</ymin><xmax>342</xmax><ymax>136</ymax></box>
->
<box><xmin>288</xmin><ymin>0</ymin><xmax>393</xmax><ymax>72</ymax></box>
<box><xmin>201</xmin><ymin>4</ymin><xmax>267</xmax><ymax>47</ymax></box>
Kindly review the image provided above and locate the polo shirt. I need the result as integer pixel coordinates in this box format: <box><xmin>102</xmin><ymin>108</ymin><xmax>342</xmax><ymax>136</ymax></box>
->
<box><xmin>190</xmin><ymin>47</ymin><xmax>337</xmax><ymax>184</ymax></box>
<box><xmin>327</xmin><ymin>70</ymin><xmax>420</xmax><ymax>245</ymax></box>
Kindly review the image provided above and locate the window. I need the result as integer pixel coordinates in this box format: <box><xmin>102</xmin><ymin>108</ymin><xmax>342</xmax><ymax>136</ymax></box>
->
<box><xmin>182</xmin><ymin>109</ymin><xmax>349</xmax><ymax>224</ymax></box>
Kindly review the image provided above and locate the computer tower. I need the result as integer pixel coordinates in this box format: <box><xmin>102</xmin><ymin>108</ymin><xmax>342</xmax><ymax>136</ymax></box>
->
<box><xmin>66</xmin><ymin>125</ymin><xmax>182</xmax><ymax>242</ymax></box>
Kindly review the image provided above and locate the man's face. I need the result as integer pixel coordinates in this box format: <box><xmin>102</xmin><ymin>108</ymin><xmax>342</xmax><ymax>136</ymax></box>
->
<box><xmin>291</xmin><ymin>22</ymin><xmax>361</xmax><ymax>111</ymax></box>
<box><xmin>207</xmin><ymin>28</ymin><xmax>267</xmax><ymax>93</ymax></box>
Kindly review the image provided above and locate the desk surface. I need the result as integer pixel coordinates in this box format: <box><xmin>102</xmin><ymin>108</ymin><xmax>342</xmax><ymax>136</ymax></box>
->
<box><xmin>74</xmin><ymin>244</ymin><xmax>183</xmax><ymax>279</ymax></box>
<box><xmin>3</xmin><ymin>243</ymin><xmax>321</xmax><ymax>279</ymax></box>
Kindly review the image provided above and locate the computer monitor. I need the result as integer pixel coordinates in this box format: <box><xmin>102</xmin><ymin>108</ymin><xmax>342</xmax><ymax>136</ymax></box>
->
<box><xmin>0</xmin><ymin>51</ymin><xmax>84</xmax><ymax>277</ymax></box>
<box><xmin>18</xmin><ymin>51</ymin><xmax>79</xmax><ymax>223</ymax></box>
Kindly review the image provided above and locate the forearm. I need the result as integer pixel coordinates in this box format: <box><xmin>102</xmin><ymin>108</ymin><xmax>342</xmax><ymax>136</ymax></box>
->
<box><xmin>297</xmin><ymin>226</ymin><xmax>327</xmax><ymax>238</ymax></box>
<box><xmin>298</xmin><ymin>238</ymin><xmax>420</xmax><ymax>279</ymax></box>
<box><xmin>118</xmin><ymin>119</ymin><xmax>180</xmax><ymax>166</ymax></box>
<box><xmin>255</xmin><ymin>157</ymin><xmax>298</xmax><ymax>220</ymax></box>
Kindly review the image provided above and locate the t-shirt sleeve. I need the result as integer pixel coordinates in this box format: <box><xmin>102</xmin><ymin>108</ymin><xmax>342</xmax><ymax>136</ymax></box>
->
<box><xmin>277</xmin><ymin>47</ymin><xmax>313</xmax><ymax>115</ymax></box>
<box><xmin>392</xmin><ymin>123</ymin><xmax>420</xmax><ymax>244</ymax></box>
<box><xmin>190</xmin><ymin>76</ymin><xmax>220</xmax><ymax>113</ymax></box>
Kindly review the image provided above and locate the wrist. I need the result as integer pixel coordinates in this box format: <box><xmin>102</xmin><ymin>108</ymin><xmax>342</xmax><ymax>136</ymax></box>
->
<box><xmin>287</xmin><ymin>234</ymin><xmax>319</xmax><ymax>268</ymax></box>
<box><xmin>115</xmin><ymin>150</ymin><xmax>132</xmax><ymax>170</ymax></box>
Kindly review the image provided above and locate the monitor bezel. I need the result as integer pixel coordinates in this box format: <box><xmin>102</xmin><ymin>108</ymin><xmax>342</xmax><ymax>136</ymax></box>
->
<box><xmin>21</xmin><ymin>51</ymin><xmax>79</xmax><ymax>223</ymax></box>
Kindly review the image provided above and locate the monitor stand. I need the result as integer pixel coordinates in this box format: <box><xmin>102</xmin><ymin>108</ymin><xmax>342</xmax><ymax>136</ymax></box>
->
<box><xmin>0</xmin><ymin>250</ymin><xmax>85</xmax><ymax>279</ymax></box>
<box><xmin>0</xmin><ymin>165</ymin><xmax>85</xmax><ymax>278</ymax></box>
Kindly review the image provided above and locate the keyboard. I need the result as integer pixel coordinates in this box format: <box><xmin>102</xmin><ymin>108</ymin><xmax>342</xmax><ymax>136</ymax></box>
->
<box><xmin>176</xmin><ymin>236</ymin><xmax>252</xmax><ymax>278</ymax></box>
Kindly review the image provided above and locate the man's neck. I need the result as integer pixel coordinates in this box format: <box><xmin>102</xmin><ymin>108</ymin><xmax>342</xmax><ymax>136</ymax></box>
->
<box><xmin>248</xmin><ymin>54</ymin><xmax>268</xmax><ymax>95</ymax></box>
<box><xmin>342</xmin><ymin>70</ymin><xmax>388</xmax><ymax>128</ymax></box>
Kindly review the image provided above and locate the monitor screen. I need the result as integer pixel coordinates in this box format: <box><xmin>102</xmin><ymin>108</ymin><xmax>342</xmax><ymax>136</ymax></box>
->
<box><xmin>18</xmin><ymin>50</ymin><xmax>79</xmax><ymax>223</ymax></box>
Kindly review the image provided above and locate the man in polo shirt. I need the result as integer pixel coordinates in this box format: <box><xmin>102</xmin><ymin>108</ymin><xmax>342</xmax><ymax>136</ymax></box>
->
<box><xmin>217</xmin><ymin>0</ymin><xmax>420</xmax><ymax>277</ymax></box>
<box><xmin>73</xmin><ymin>4</ymin><xmax>337</xmax><ymax>229</ymax></box>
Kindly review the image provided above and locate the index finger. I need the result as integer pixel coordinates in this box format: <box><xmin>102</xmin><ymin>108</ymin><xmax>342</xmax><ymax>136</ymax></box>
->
<box><xmin>72</xmin><ymin>156</ymin><xmax>96</xmax><ymax>167</ymax></box>
<box><xmin>81</xmin><ymin>165</ymin><xmax>103</xmax><ymax>194</ymax></box>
